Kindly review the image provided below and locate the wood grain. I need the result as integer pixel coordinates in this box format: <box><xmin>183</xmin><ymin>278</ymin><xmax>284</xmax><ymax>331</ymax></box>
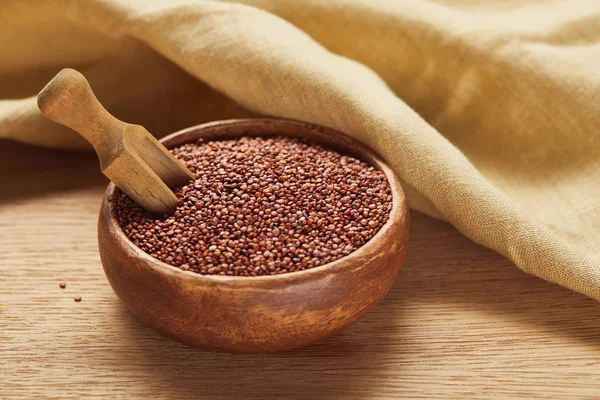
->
<box><xmin>1</xmin><ymin>139</ymin><xmax>599</xmax><ymax>399</ymax></box>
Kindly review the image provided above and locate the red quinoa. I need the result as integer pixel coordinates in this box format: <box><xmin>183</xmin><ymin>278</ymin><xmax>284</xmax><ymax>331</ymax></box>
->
<box><xmin>114</xmin><ymin>136</ymin><xmax>392</xmax><ymax>276</ymax></box>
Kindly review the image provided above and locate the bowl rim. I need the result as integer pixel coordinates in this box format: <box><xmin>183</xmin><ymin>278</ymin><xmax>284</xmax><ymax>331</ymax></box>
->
<box><xmin>102</xmin><ymin>117</ymin><xmax>408</xmax><ymax>286</ymax></box>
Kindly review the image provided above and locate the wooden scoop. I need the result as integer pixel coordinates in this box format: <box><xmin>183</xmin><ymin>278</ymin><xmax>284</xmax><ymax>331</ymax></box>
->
<box><xmin>37</xmin><ymin>68</ymin><xmax>195</xmax><ymax>214</ymax></box>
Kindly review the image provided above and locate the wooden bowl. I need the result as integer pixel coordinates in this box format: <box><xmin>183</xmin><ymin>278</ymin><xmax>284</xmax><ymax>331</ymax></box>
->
<box><xmin>98</xmin><ymin>118</ymin><xmax>410</xmax><ymax>353</ymax></box>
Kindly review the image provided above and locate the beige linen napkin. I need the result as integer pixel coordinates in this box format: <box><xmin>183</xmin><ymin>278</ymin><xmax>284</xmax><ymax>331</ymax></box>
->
<box><xmin>1</xmin><ymin>0</ymin><xmax>599</xmax><ymax>299</ymax></box>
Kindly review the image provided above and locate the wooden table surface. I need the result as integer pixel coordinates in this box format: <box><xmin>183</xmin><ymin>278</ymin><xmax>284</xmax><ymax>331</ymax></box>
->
<box><xmin>1</xmin><ymin>139</ymin><xmax>599</xmax><ymax>399</ymax></box>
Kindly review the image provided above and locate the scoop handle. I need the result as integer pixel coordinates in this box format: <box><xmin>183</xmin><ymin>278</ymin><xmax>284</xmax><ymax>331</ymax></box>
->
<box><xmin>37</xmin><ymin>68</ymin><xmax>126</xmax><ymax>152</ymax></box>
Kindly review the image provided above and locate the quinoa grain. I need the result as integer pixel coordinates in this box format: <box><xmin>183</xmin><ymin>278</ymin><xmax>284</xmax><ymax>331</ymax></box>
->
<box><xmin>115</xmin><ymin>136</ymin><xmax>392</xmax><ymax>276</ymax></box>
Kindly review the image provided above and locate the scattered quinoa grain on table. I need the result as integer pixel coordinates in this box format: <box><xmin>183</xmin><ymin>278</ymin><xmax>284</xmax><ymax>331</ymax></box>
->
<box><xmin>114</xmin><ymin>136</ymin><xmax>392</xmax><ymax>276</ymax></box>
